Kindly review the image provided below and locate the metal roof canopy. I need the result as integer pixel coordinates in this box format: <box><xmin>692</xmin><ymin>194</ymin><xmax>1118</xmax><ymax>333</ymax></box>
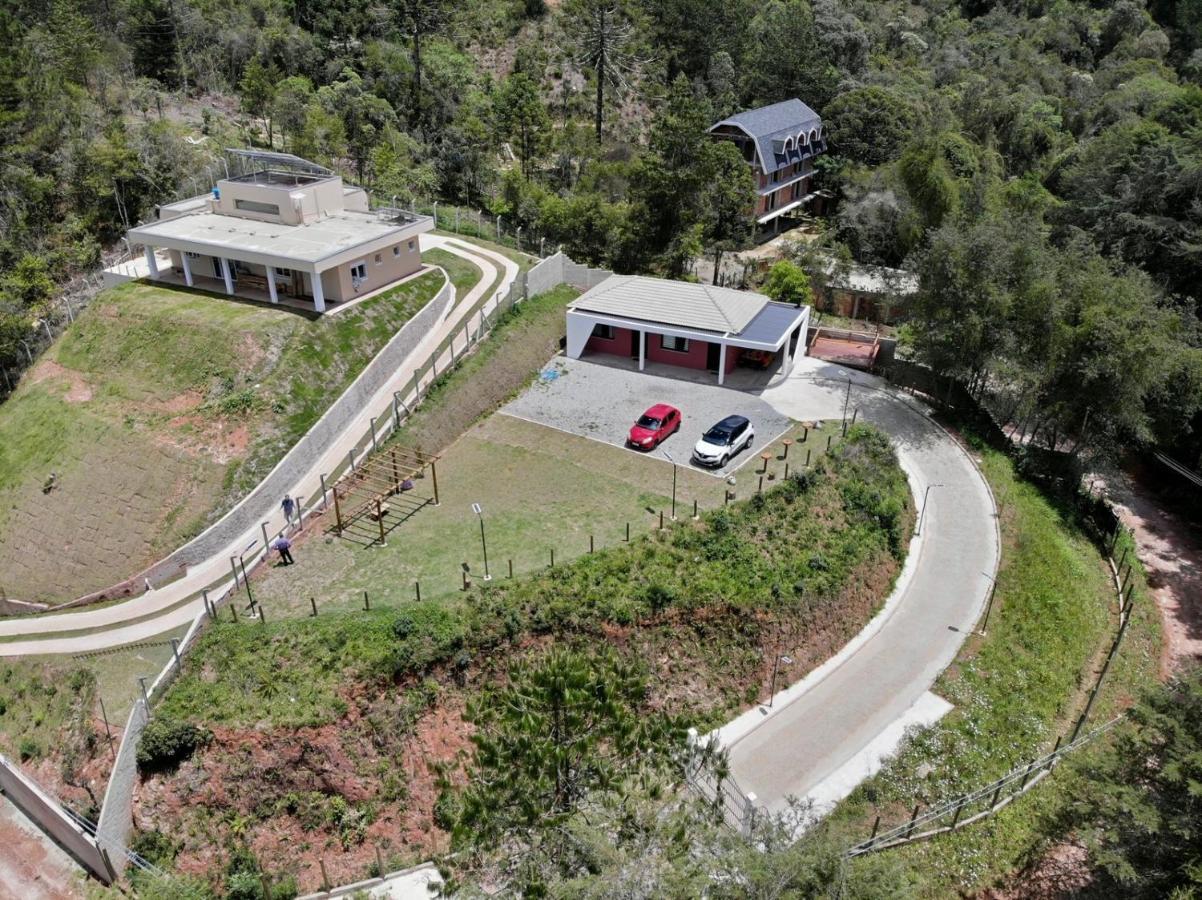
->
<box><xmin>225</xmin><ymin>148</ymin><xmax>333</xmax><ymax>176</ymax></box>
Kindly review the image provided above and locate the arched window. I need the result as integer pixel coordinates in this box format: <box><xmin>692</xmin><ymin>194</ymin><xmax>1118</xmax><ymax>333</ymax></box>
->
<box><xmin>783</xmin><ymin>137</ymin><xmax>795</xmax><ymax>153</ymax></box>
<box><xmin>809</xmin><ymin>128</ymin><xmax>819</xmax><ymax>145</ymax></box>
<box><xmin>797</xmin><ymin>131</ymin><xmax>807</xmax><ymax>147</ymax></box>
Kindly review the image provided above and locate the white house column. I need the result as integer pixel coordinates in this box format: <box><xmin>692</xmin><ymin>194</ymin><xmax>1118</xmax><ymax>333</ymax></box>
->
<box><xmin>219</xmin><ymin>257</ymin><xmax>234</xmax><ymax>295</ymax></box>
<box><xmin>311</xmin><ymin>269</ymin><xmax>327</xmax><ymax>312</ymax></box>
<box><xmin>718</xmin><ymin>342</ymin><xmax>728</xmax><ymax>386</ymax></box>
<box><xmin>180</xmin><ymin>252</ymin><xmax>194</xmax><ymax>287</ymax></box>
<box><xmin>266</xmin><ymin>269</ymin><xmax>279</xmax><ymax>304</ymax></box>
<box><xmin>144</xmin><ymin>247</ymin><xmax>160</xmax><ymax>280</ymax></box>
<box><xmin>638</xmin><ymin>330</ymin><xmax>646</xmax><ymax>371</ymax></box>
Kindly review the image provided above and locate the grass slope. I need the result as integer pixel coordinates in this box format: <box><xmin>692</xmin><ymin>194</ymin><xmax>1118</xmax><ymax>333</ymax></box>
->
<box><xmin>140</xmin><ymin>426</ymin><xmax>913</xmax><ymax>893</ymax></box>
<box><xmin>834</xmin><ymin>437</ymin><xmax>1162</xmax><ymax>895</ymax></box>
<box><xmin>0</xmin><ymin>271</ymin><xmax>443</xmax><ymax>601</ymax></box>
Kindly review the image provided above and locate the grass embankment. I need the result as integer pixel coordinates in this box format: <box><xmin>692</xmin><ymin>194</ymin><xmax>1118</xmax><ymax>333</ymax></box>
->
<box><xmin>834</xmin><ymin>437</ymin><xmax>1161</xmax><ymax>895</ymax></box>
<box><xmin>141</xmin><ymin>426</ymin><xmax>913</xmax><ymax>893</ymax></box>
<box><xmin>0</xmin><ymin>271</ymin><xmax>443</xmax><ymax>601</ymax></box>
<box><xmin>423</xmin><ymin>248</ymin><xmax>485</xmax><ymax>305</ymax></box>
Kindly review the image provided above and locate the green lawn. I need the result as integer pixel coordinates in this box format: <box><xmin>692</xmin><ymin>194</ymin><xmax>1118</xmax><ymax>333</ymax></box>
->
<box><xmin>833</xmin><ymin>438</ymin><xmax>1162</xmax><ymax>895</ymax></box>
<box><xmin>423</xmin><ymin>247</ymin><xmax>486</xmax><ymax>307</ymax></box>
<box><xmin>0</xmin><ymin>270</ymin><xmax>444</xmax><ymax>602</ymax></box>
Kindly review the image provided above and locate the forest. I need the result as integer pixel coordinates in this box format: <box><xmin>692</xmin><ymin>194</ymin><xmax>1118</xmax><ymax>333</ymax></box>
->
<box><xmin>5</xmin><ymin>0</ymin><xmax>1202</xmax><ymax>464</ymax></box>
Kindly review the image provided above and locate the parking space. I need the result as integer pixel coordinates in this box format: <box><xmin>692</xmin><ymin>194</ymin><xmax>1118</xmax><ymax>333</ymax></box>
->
<box><xmin>501</xmin><ymin>356</ymin><xmax>794</xmax><ymax>476</ymax></box>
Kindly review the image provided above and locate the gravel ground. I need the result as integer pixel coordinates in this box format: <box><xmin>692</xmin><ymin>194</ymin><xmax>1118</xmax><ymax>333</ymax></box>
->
<box><xmin>501</xmin><ymin>356</ymin><xmax>794</xmax><ymax>477</ymax></box>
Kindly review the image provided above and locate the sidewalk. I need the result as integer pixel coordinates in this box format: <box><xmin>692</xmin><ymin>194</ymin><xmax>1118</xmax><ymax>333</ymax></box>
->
<box><xmin>0</xmin><ymin>236</ymin><xmax>519</xmax><ymax>656</ymax></box>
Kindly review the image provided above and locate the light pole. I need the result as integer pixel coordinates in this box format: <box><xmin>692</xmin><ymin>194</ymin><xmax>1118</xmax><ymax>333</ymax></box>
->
<box><xmin>472</xmin><ymin>502</ymin><xmax>491</xmax><ymax>580</ymax></box>
<box><xmin>916</xmin><ymin>483</ymin><xmax>943</xmax><ymax>536</ymax></box>
<box><xmin>663</xmin><ymin>450</ymin><xmax>678</xmax><ymax>520</ymax></box>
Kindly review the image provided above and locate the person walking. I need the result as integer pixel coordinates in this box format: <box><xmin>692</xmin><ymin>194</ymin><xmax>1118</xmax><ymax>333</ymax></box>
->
<box><xmin>281</xmin><ymin>494</ymin><xmax>296</xmax><ymax>524</ymax></box>
<box><xmin>271</xmin><ymin>536</ymin><xmax>294</xmax><ymax>565</ymax></box>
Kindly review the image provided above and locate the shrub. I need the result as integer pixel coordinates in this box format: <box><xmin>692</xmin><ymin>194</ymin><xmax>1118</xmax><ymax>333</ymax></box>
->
<box><xmin>18</xmin><ymin>738</ymin><xmax>39</xmax><ymax>762</ymax></box>
<box><xmin>136</xmin><ymin>718</ymin><xmax>211</xmax><ymax>774</ymax></box>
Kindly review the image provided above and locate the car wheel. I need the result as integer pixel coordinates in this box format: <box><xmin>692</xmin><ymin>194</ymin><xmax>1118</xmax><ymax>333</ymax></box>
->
<box><xmin>720</xmin><ymin>453</ymin><xmax>730</xmax><ymax>467</ymax></box>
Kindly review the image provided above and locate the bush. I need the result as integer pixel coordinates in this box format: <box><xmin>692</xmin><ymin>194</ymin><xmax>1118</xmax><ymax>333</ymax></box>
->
<box><xmin>136</xmin><ymin>718</ymin><xmax>211</xmax><ymax>774</ymax></box>
<box><xmin>17</xmin><ymin>738</ymin><xmax>38</xmax><ymax>761</ymax></box>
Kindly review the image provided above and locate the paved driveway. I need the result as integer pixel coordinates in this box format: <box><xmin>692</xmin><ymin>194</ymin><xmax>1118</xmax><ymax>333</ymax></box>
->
<box><xmin>500</xmin><ymin>356</ymin><xmax>793</xmax><ymax>476</ymax></box>
<box><xmin>719</xmin><ymin>355</ymin><xmax>1000</xmax><ymax>816</ymax></box>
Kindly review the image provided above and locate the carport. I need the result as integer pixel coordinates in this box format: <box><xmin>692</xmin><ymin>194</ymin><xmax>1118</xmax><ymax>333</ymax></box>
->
<box><xmin>565</xmin><ymin>275</ymin><xmax>809</xmax><ymax>385</ymax></box>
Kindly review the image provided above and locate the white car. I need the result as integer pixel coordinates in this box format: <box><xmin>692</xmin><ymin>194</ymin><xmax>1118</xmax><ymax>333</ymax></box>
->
<box><xmin>692</xmin><ymin>415</ymin><xmax>754</xmax><ymax>467</ymax></box>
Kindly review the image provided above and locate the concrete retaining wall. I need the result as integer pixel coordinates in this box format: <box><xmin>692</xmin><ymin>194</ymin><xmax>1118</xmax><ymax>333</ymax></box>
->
<box><xmin>0</xmin><ymin>754</ymin><xmax>116</xmax><ymax>883</ymax></box>
<box><xmin>95</xmin><ymin>700</ymin><xmax>147</xmax><ymax>873</ymax></box>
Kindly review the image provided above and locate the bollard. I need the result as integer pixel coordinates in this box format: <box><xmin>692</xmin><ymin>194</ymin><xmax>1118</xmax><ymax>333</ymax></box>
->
<box><xmin>784</xmin><ymin>462</ymin><xmax>790</xmax><ymax>479</ymax></box>
<box><xmin>230</xmin><ymin>603</ymin><xmax>238</xmax><ymax>623</ymax></box>
<box><xmin>508</xmin><ymin>559</ymin><xmax>513</xmax><ymax>578</ymax></box>
<box><xmin>782</xmin><ymin>438</ymin><xmax>792</xmax><ymax>459</ymax></box>
<box><xmin>692</xmin><ymin>499</ymin><xmax>699</xmax><ymax>520</ymax></box>
<box><xmin>806</xmin><ymin>448</ymin><xmax>811</xmax><ymax>466</ymax></box>
<box><xmin>310</xmin><ymin>597</ymin><xmax>318</xmax><ymax>617</ymax></box>
<box><xmin>550</xmin><ymin>548</ymin><xmax>555</xmax><ymax>567</ymax></box>
<box><xmin>202</xmin><ymin>589</ymin><xmax>212</xmax><ymax>618</ymax></box>
<box><xmin>363</xmin><ymin>590</ymin><xmax>371</xmax><ymax>611</ymax></box>
<box><xmin>625</xmin><ymin>521</ymin><xmax>630</xmax><ymax>542</ymax></box>
<box><xmin>827</xmin><ymin>434</ymin><xmax>833</xmax><ymax>451</ymax></box>
<box><xmin>758</xmin><ymin>475</ymin><xmax>763</xmax><ymax>494</ymax></box>
<box><xmin>589</xmin><ymin>535</ymin><xmax>594</xmax><ymax>553</ymax></box>
<box><xmin>415</xmin><ymin>581</ymin><xmax>421</xmax><ymax>602</ymax></box>
<box><xmin>659</xmin><ymin>510</ymin><xmax>664</xmax><ymax>529</ymax></box>
<box><xmin>259</xmin><ymin>604</ymin><xmax>266</xmax><ymax>625</ymax></box>
<box><xmin>170</xmin><ymin>638</ymin><xmax>181</xmax><ymax>672</ymax></box>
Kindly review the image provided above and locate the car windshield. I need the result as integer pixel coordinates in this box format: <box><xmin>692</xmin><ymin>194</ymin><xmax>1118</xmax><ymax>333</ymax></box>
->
<box><xmin>704</xmin><ymin>426</ymin><xmax>733</xmax><ymax>444</ymax></box>
<box><xmin>637</xmin><ymin>415</ymin><xmax>661</xmax><ymax>429</ymax></box>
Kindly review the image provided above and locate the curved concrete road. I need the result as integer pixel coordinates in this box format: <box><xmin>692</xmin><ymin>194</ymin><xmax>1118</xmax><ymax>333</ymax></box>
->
<box><xmin>0</xmin><ymin>235</ymin><xmax>520</xmax><ymax>656</ymax></box>
<box><xmin>720</xmin><ymin>355</ymin><xmax>1000</xmax><ymax>815</ymax></box>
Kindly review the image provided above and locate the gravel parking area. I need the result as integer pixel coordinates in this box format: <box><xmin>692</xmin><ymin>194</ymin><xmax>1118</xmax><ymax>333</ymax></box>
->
<box><xmin>501</xmin><ymin>356</ymin><xmax>794</xmax><ymax>476</ymax></box>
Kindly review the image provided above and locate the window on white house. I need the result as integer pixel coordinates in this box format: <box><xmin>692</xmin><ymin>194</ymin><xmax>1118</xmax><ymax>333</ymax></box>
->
<box><xmin>274</xmin><ymin>266</ymin><xmax>289</xmax><ymax>276</ymax></box>
<box><xmin>408</xmin><ymin>240</ymin><xmax>415</xmax><ymax>251</ymax></box>
<box><xmin>234</xmin><ymin>199</ymin><xmax>281</xmax><ymax>216</ymax></box>
<box><xmin>350</xmin><ymin>262</ymin><xmax>367</xmax><ymax>280</ymax></box>
<box><xmin>375</xmin><ymin>253</ymin><xmax>383</xmax><ymax>264</ymax></box>
<box><xmin>661</xmin><ymin>335</ymin><xmax>690</xmax><ymax>353</ymax></box>
<box><xmin>393</xmin><ymin>246</ymin><xmax>400</xmax><ymax>256</ymax></box>
<box><xmin>594</xmin><ymin>324</ymin><xmax>615</xmax><ymax>340</ymax></box>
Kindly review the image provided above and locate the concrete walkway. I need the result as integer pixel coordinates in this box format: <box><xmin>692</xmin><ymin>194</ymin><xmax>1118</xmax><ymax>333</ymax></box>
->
<box><xmin>719</xmin><ymin>356</ymin><xmax>1000</xmax><ymax>815</ymax></box>
<box><xmin>0</xmin><ymin>235</ymin><xmax>520</xmax><ymax>656</ymax></box>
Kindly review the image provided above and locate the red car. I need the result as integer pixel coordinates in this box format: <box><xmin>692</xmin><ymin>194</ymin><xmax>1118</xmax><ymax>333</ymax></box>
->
<box><xmin>628</xmin><ymin>403</ymin><xmax>682</xmax><ymax>450</ymax></box>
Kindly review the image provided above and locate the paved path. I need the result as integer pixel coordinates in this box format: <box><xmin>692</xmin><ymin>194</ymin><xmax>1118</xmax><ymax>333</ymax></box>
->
<box><xmin>0</xmin><ymin>236</ymin><xmax>520</xmax><ymax>656</ymax></box>
<box><xmin>719</xmin><ymin>356</ymin><xmax>1000</xmax><ymax>814</ymax></box>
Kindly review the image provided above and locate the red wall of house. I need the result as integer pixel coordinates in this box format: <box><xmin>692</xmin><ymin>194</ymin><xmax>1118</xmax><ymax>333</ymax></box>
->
<box><xmin>646</xmin><ymin>334</ymin><xmax>711</xmax><ymax>371</ymax></box>
<box><xmin>585</xmin><ymin>326</ymin><xmax>635</xmax><ymax>356</ymax></box>
<box><xmin>726</xmin><ymin>345</ymin><xmax>739</xmax><ymax>374</ymax></box>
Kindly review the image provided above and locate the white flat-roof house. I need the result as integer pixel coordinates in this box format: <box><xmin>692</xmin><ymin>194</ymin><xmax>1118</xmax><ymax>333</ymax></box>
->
<box><xmin>565</xmin><ymin>275</ymin><xmax>809</xmax><ymax>384</ymax></box>
<box><xmin>125</xmin><ymin>150</ymin><xmax>433</xmax><ymax>313</ymax></box>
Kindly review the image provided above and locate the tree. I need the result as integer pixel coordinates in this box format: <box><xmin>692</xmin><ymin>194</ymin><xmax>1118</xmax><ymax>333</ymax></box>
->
<box><xmin>763</xmin><ymin>260</ymin><xmax>812</xmax><ymax>306</ymax></box>
<box><xmin>493</xmin><ymin>72</ymin><xmax>551</xmax><ymax>179</ymax></box>
<box><xmin>394</xmin><ymin>0</ymin><xmax>451</xmax><ymax>125</ymax></box>
<box><xmin>564</xmin><ymin>0</ymin><xmax>642</xmax><ymax>141</ymax></box>
<box><xmin>702</xmin><ymin>140</ymin><xmax>755</xmax><ymax>283</ymax></box>
<box><xmin>455</xmin><ymin>648</ymin><xmax>679</xmax><ymax>849</ymax></box>
<box><xmin>317</xmin><ymin>69</ymin><xmax>397</xmax><ymax>182</ymax></box>
<box><xmin>625</xmin><ymin>75</ymin><xmax>715</xmax><ymax>274</ymax></box>
<box><xmin>824</xmin><ymin>86</ymin><xmax>922</xmax><ymax>166</ymax></box>
<box><xmin>238</xmin><ymin>57</ymin><xmax>277</xmax><ymax>146</ymax></box>
<box><xmin>741</xmin><ymin>0</ymin><xmax>837</xmax><ymax>109</ymax></box>
<box><xmin>271</xmin><ymin>77</ymin><xmax>315</xmax><ymax>153</ymax></box>
<box><xmin>1071</xmin><ymin>667</ymin><xmax>1202</xmax><ymax>897</ymax></box>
